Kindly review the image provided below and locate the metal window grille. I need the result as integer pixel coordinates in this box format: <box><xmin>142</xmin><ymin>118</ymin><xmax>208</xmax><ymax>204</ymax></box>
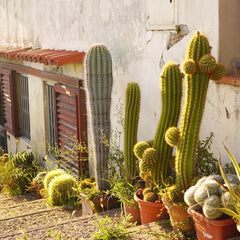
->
<box><xmin>18</xmin><ymin>74</ymin><xmax>30</xmax><ymax>140</ymax></box>
<box><xmin>45</xmin><ymin>83</ymin><xmax>56</xmax><ymax>149</ymax></box>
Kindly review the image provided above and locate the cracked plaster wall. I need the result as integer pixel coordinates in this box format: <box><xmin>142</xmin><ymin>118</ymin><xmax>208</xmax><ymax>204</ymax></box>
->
<box><xmin>0</xmin><ymin>0</ymin><xmax>238</xmax><ymax>163</ymax></box>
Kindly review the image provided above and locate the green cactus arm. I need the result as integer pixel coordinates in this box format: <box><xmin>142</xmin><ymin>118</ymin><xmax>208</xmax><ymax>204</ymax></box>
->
<box><xmin>176</xmin><ymin>72</ymin><xmax>209</xmax><ymax>190</ymax></box>
<box><xmin>165</xmin><ymin>127</ymin><xmax>180</xmax><ymax>147</ymax></box>
<box><xmin>152</xmin><ymin>63</ymin><xmax>182</xmax><ymax>184</ymax></box>
<box><xmin>124</xmin><ymin>82</ymin><xmax>141</xmax><ymax>181</ymax></box>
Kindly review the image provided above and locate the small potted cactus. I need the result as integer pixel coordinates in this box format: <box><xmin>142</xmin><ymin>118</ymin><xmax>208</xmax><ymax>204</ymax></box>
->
<box><xmin>133</xmin><ymin>62</ymin><xmax>183</xmax><ymax>224</ymax></box>
<box><xmin>185</xmin><ymin>171</ymin><xmax>240</xmax><ymax>240</ymax></box>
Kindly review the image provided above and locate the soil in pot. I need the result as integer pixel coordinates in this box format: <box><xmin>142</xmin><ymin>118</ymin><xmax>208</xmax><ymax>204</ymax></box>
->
<box><xmin>189</xmin><ymin>209</ymin><xmax>240</xmax><ymax>240</ymax></box>
<box><xmin>134</xmin><ymin>190</ymin><xmax>168</xmax><ymax>225</ymax></box>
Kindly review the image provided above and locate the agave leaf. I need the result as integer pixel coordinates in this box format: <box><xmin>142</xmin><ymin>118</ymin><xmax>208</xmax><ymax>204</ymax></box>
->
<box><xmin>218</xmin><ymin>154</ymin><xmax>240</xmax><ymax>203</ymax></box>
<box><xmin>224</xmin><ymin>144</ymin><xmax>240</xmax><ymax>181</ymax></box>
<box><xmin>219</xmin><ymin>207</ymin><xmax>240</xmax><ymax>221</ymax></box>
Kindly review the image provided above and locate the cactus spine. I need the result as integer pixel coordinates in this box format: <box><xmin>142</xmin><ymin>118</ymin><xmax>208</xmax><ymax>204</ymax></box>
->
<box><xmin>134</xmin><ymin>63</ymin><xmax>182</xmax><ymax>186</ymax></box>
<box><xmin>85</xmin><ymin>44</ymin><xmax>113</xmax><ymax>190</ymax></box>
<box><xmin>124</xmin><ymin>82</ymin><xmax>140</xmax><ymax>182</ymax></box>
<box><xmin>165</xmin><ymin>32</ymin><xmax>226</xmax><ymax>200</ymax></box>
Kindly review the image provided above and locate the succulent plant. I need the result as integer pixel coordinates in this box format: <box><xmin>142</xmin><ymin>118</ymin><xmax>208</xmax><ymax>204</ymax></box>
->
<box><xmin>48</xmin><ymin>173</ymin><xmax>78</xmax><ymax>206</ymax></box>
<box><xmin>218</xmin><ymin>145</ymin><xmax>240</xmax><ymax>221</ymax></box>
<box><xmin>184</xmin><ymin>171</ymin><xmax>240</xmax><ymax>220</ymax></box>
<box><xmin>165</xmin><ymin>32</ymin><xmax>226</xmax><ymax>201</ymax></box>
<box><xmin>124</xmin><ymin>82</ymin><xmax>140</xmax><ymax>182</ymax></box>
<box><xmin>43</xmin><ymin>169</ymin><xmax>66</xmax><ymax>189</ymax></box>
<box><xmin>134</xmin><ymin>62</ymin><xmax>182</xmax><ymax>186</ymax></box>
<box><xmin>85</xmin><ymin>44</ymin><xmax>113</xmax><ymax>191</ymax></box>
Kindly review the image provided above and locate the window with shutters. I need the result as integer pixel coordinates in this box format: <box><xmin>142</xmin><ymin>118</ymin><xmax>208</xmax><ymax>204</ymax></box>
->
<box><xmin>146</xmin><ymin>0</ymin><xmax>177</xmax><ymax>30</ymax></box>
<box><xmin>54</xmin><ymin>84</ymin><xmax>88</xmax><ymax>177</ymax></box>
<box><xmin>0</xmin><ymin>69</ymin><xmax>19</xmax><ymax>137</ymax></box>
<box><xmin>18</xmin><ymin>74</ymin><xmax>30</xmax><ymax>140</ymax></box>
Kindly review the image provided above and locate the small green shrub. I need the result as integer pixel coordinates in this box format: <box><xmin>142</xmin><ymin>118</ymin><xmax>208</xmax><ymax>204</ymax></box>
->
<box><xmin>109</xmin><ymin>177</ymin><xmax>137</xmax><ymax>207</ymax></box>
<box><xmin>91</xmin><ymin>215</ymin><xmax>132</xmax><ymax>240</ymax></box>
<box><xmin>48</xmin><ymin>173</ymin><xmax>78</xmax><ymax>206</ymax></box>
<box><xmin>2</xmin><ymin>151</ymin><xmax>41</xmax><ymax>195</ymax></box>
<box><xmin>44</xmin><ymin>169</ymin><xmax>66</xmax><ymax>189</ymax></box>
<box><xmin>195</xmin><ymin>133</ymin><xmax>220</xmax><ymax>175</ymax></box>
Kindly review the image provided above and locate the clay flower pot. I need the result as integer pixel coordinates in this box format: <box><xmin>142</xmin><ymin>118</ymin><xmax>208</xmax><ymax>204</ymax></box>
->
<box><xmin>123</xmin><ymin>203</ymin><xmax>141</xmax><ymax>224</ymax></box>
<box><xmin>162</xmin><ymin>195</ymin><xmax>193</xmax><ymax>232</ymax></box>
<box><xmin>80</xmin><ymin>193</ymin><xmax>119</xmax><ymax>216</ymax></box>
<box><xmin>134</xmin><ymin>192</ymin><xmax>168</xmax><ymax>225</ymax></box>
<box><xmin>188</xmin><ymin>209</ymin><xmax>240</xmax><ymax>240</ymax></box>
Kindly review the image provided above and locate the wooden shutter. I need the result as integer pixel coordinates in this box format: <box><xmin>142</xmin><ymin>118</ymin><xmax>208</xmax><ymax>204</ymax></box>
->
<box><xmin>0</xmin><ymin>68</ymin><xmax>19</xmax><ymax>137</ymax></box>
<box><xmin>54</xmin><ymin>83</ymin><xmax>88</xmax><ymax>177</ymax></box>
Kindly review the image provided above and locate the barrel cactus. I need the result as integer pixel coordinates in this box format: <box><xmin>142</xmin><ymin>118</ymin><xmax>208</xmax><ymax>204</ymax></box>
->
<box><xmin>165</xmin><ymin>32</ymin><xmax>226</xmax><ymax>201</ymax></box>
<box><xmin>48</xmin><ymin>173</ymin><xmax>78</xmax><ymax>206</ymax></box>
<box><xmin>134</xmin><ymin>62</ymin><xmax>182</xmax><ymax>186</ymax></box>
<box><xmin>85</xmin><ymin>44</ymin><xmax>113</xmax><ymax>190</ymax></box>
<box><xmin>43</xmin><ymin>169</ymin><xmax>66</xmax><ymax>189</ymax></box>
<box><xmin>124</xmin><ymin>82</ymin><xmax>140</xmax><ymax>182</ymax></box>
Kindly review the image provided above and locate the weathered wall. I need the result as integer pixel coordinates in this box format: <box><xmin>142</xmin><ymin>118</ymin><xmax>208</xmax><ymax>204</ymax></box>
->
<box><xmin>1</xmin><ymin>0</ymin><xmax>239</xmax><ymax>163</ymax></box>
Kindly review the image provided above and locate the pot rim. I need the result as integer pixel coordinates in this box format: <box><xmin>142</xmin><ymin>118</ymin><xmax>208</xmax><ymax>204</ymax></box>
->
<box><xmin>188</xmin><ymin>208</ymin><xmax>235</xmax><ymax>226</ymax></box>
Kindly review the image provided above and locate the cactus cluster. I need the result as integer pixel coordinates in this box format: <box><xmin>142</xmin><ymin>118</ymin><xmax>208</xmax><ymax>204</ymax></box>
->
<box><xmin>184</xmin><ymin>174</ymin><xmax>239</xmax><ymax>220</ymax></box>
<box><xmin>85</xmin><ymin>44</ymin><xmax>113</xmax><ymax>191</ymax></box>
<box><xmin>134</xmin><ymin>62</ymin><xmax>182</xmax><ymax>186</ymax></box>
<box><xmin>124</xmin><ymin>82</ymin><xmax>141</xmax><ymax>182</ymax></box>
<box><xmin>165</xmin><ymin>32</ymin><xmax>226</xmax><ymax>201</ymax></box>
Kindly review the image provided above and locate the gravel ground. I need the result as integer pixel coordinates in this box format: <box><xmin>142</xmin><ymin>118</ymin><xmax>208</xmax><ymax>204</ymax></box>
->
<box><xmin>0</xmin><ymin>191</ymin><xmax>124</xmax><ymax>240</ymax></box>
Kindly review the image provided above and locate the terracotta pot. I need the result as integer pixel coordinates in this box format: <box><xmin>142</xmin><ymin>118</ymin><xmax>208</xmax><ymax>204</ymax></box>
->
<box><xmin>162</xmin><ymin>195</ymin><xmax>193</xmax><ymax>232</ymax></box>
<box><xmin>134</xmin><ymin>192</ymin><xmax>168</xmax><ymax>225</ymax></box>
<box><xmin>123</xmin><ymin>203</ymin><xmax>141</xmax><ymax>224</ymax></box>
<box><xmin>80</xmin><ymin>193</ymin><xmax>119</xmax><ymax>216</ymax></box>
<box><xmin>189</xmin><ymin>209</ymin><xmax>240</xmax><ymax>240</ymax></box>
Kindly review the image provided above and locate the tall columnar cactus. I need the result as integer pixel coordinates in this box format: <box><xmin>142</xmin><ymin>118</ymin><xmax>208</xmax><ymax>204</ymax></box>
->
<box><xmin>85</xmin><ymin>44</ymin><xmax>113</xmax><ymax>191</ymax></box>
<box><xmin>165</xmin><ymin>32</ymin><xmax>226</xmax><ymax>200</ymax></box>
<box><xmin>134</xmin><ymin>63</ymin><xmax>182</xmax><ymax>186</ymax></box>
<box><xmin>124</xmin><ymin>82</ymin><xmax>140</xmax><ymax>182</ymax></box>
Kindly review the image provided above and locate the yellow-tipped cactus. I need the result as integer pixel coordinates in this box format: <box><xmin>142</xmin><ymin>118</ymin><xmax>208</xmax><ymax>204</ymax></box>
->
<box><xmin>165</xmin><ymin>127</ymin><xmax>180</xmax><ymax>147</ymax></box>
<box><xmin>167</xmin><ymin>32</ymin><xmax>226</xmax><ymax>201</ymax></box>
<box><xmin>134</xmin><ymin>142</ymin><xmax>150</xmax><ymax>160</ymax></box>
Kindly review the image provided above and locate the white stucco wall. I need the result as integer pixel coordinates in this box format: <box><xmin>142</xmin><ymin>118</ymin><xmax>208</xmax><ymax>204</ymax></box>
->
<box><xmin>1</xmin><ymin>0</ymin><xmax>239</xmax><ymax>164</ymax></box>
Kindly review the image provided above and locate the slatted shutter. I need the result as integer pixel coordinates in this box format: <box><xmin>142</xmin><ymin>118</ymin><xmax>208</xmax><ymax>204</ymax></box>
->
<box><xmin>0</xmin><ymin>68</ymin><xmax>19</xmax><ymax>137</ymax></box>
<box><xmin>54</xmin><ymin>83</ymin><xmax>88</xmax><ymax>177</ymax></box>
